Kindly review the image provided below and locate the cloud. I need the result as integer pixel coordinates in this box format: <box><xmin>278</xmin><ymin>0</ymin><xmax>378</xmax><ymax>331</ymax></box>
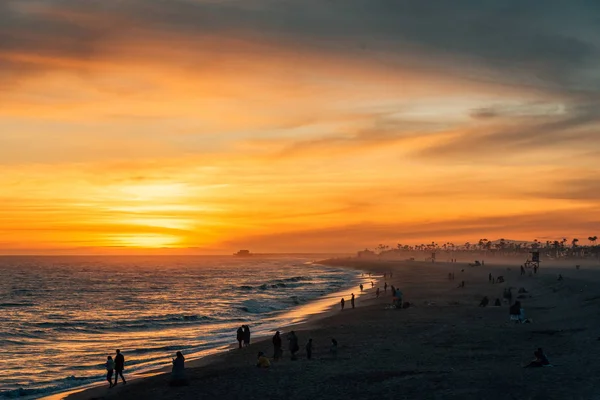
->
<box><xmin>2</xmin><ymin>0</ymin><xmax>600</xmax><ymax>93</ymax></box>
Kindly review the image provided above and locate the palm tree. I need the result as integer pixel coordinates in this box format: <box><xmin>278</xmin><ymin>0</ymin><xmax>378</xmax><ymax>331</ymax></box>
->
<box><xmin>572</xmin><ymin>238</ymin><xmax>579</xmax><ymax>248</ymax></box>
<box><xmin>591</xmin><ymin>236</ymin><xmax>598</xmax><ymax>246</ymax></box>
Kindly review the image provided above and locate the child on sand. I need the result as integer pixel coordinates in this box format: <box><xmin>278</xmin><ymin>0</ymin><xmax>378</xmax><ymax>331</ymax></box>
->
<box><xmin>256</xmin><ymin>352</ymin><xmax>271</xmax><ymax>368</ymax></box>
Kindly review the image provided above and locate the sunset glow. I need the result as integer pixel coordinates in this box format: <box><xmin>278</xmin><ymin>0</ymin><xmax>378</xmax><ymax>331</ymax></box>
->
<box><xmin>1</xmin><ymin>0</ymin><xmax>599</xmax><ymax>254</ymax></box>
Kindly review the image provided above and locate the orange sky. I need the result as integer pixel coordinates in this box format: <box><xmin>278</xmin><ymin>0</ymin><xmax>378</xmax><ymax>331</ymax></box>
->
<box><xmin>1</xmin><ymin>1</ymin><xmax>600</xmax><ymax>254</ymax></box>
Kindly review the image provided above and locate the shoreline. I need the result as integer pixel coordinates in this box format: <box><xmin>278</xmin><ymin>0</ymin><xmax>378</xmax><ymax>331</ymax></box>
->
<box><xmin>45</xmin><ymin>257</ymin><xmax>600</xmax><ymax>399</ymax></box>
<box><xmin>39</xmin><ymin>263</ymin><xmax>374</xmax><ymax>400</ymax></box>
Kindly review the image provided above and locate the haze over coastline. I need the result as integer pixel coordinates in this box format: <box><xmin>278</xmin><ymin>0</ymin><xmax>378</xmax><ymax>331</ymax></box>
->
<box><xmin>2</xmin><ymin>1</ymin><xmax>600</xmax><ymax>255</ymax></box>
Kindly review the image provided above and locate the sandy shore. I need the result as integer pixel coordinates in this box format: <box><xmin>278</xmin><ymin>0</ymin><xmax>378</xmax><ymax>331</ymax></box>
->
<box><xmin>55</xmin><ymin>258</ymin><xmax>600</xmax><ymax>400</ymax></box>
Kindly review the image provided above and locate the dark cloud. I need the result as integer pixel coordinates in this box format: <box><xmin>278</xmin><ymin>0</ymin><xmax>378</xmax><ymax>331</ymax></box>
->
<box><xmin>2</xmin><ymin>0</ymin><xmax>600</xmax><ymax>92</ymax></box>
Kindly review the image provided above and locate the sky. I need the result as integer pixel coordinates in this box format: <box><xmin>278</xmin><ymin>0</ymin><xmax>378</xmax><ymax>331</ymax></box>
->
<box><xmin>1</xmin><ymin>0</ymin><xmax>600</xmax><ymax>254</ymax></box>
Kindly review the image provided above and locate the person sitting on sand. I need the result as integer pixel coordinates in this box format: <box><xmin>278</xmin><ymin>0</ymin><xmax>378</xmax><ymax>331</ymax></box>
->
<box><xmin>479</xmin><ymin>296</ymin><xmax>489</xmax><ymax>307</ymax></box>
<box><xmin>558</xmin><ymin>274</ymin><xmax>564</xmax><ymax>281</ymax></box>
<box><xmin>105</xmin><ymin>356</ymin><xmax>114</xmax><ymax>388</ymax></box>
<box><xmin>170</xmin><ymin>351</ymin><xmax>188</xmax><ymax>386</ymax></box>
<box><xmin>256</xmin><ymin>352</ymin><xmax>271</xmax><ymax>368</ymax></box>
<box><xmin>524</xmin><ymin>348</ymin><xmax>550</xmax><ymax>368</ymax></box>
<box><xmin>457</xmin><ymin>280</ymin><xmax>465</xmax><ymax>288</ymax></box>
<box><xmin>272</xmin><ymin>331</ymin><xmax>282</xmax><ymax>360</ymax></box>
<box><xmin>330</xmin><ymin>338</ymin><xmax>338</xmax><ymax>357</ymax></box>
<box><xmin>509</xmin><ymin>301</ymin><xmax>527</xmax><ymax>323</ymax></box>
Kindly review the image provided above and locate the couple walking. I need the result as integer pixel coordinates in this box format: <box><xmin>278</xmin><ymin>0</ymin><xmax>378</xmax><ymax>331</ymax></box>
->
<box><xmin>105</xmin><ymin>349</ymin><xmax>126</xmax><ymax>388</ymax></box>
<box><xmin>236</xmin><ymin>325</ymin><xmax>251</xmax><ymax>348</ymax></box>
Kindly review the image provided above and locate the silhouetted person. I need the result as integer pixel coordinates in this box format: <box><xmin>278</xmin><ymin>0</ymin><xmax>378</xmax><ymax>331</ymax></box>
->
<box><xmin>170</xmin><ymin>351</ymin><xmax>188</xmax><ymax>386</ymax></box>
<box><xmin>494</xmin><ymin>298</ymin><xmax>501</xmax><ymax>306</ymax></box>
<box><xmin>376</xmin><ymin>288</ymin><xmax>380</xmax><ymax>298</ymax></box>
<box><xmin>236</xmin><ymin>326</ymin><xmax>244</xmax><ymax>348</ymax></box>
<box><xmin>288</xmin><ymin>331</ymin><xmax>299</xmax><ymax>360</ymax></box>
<box><xmin>360</xmin><ymin>284</ymin><xmax>364</xmax><ymax>292</ymax></box>
<box><xmin>351</xmin><ymin>293</ymin><xmax>355</xmax><ymax>309</ymax></box>
<box><xmin>521</xmin><ymin>265</ymin><xmax>525</xmax><ymax>275</ymax></box>
<box><xmin>510</xmin><ymin>301</ymin><xmax>523</xmax><ymax>322</ymax></box>
<box><xmin>306</xmin><ymin>338</ymin><xmax>313</xmax><ymax>360</ymax></box>
<box><xmin>534</xmin><ymin>265</ymin><xmax>538</xmax><ymax>274</ymax></box>
<box><xmin>243</xmin><ymin>325</ymin><xmax>251</xmax><ymax>346</ymax></box>
<box><xmin>457</xmin><ymin>280</ymin><xmax>465</xmax><ymax>288</ymax></box>
<box><xmin>341</xmin><ymin>298</ymin><xmax>345</xmax><ymax>310</ymax></box>
<box><xmin>488</xmin><ymin>273</ymin><xmax>492</xmax><ymax>282</ymax></box>
<box><xmin>105</xmin><ymin>356</ymin><xmax>114</xmax><ymax>388</ymax></box>
<box><xmin>479</xmin><ymin>296</ymin><xmax>489</xmax><ymax>307</ymax></box>
<box><xmin>272</xmin><ymin>331</ymin><xmax>282</xmax><ymax>360</ymax></box>
<box><xmin>558</xmin><ymin>274</ymin><xmax>564</xmax><ymax>281</ymax></box>
<box><xmin>524</xmin><ymin>348</ymin><xmax>550</xmax><ymax>368</ymax></box>
<box><xmin>256</xmin><ymin>351</ymin><xmax>271</xmax><ymax>368</ymax></box>
<box><xmin>371</xmin><ymin>281</ymin><xmax>374</xmax><ymax>288</ymax></box>
<box><xmin>330</xmin><ymin>338</ymin><xmax>338</xmax><ymax>357</ymax></box>
<box><xmin>113</xmin><ymin>349</ymin><xmax>126</xmax><ymax>386</ymax></box>
<box><xmin>384</xmin><ymin>282</ymin><xmax>388</xmax><ymax>292</ymax></box>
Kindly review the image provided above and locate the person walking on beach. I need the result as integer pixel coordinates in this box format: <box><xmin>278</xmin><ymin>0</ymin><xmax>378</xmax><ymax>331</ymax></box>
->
<box><xmin>170</xmin><ymin>351</ymin><xmax>188</xmax><ymax>386</ymax></box>
<box><xmin>272</xmin><ymin>331</ymin><xmax>282</xmax><ymax>360</ymax></box>
<box><xmin>105</xmin><ymin>356</ymin><xmax>114</xmax><ymax>388</ymax></box>
<box><xmin>306</xmin><ymin>338</ymin><xmax>313</xmax><ymax>360</ymax></box>
<box><xmin>384</xmin><ymin>282</ymin><xmax>388</xmax><ymax>293</ymax></box>
<box><xmin>371</xmin><ymin>281</ymin><xmax>374</xmax><ymax>288</ymax></box>
<box><xmin>288</xmin><ymin>331</ymin><xmax>299</xmax><ymax>360</ymax></box>
<box><xmin>340</xmin><ymin>297</ymin><xmax>345</xmax><ymax>310</ymax></box>
<box><xmin>376</xmin><ymin>287</ymin><xmax>380</xmax><ymax>298</ymax></box>
<box><xmin>351</xmin><ymin>293</ymin><xmax>355</xmax><ymax>309</ymax></box>
<box><xmin>243</xmin><ymin>325</ymin><xmax>251</xmax><ymax>347</ymax></box>
<box><xmin>236</xmin><ymin>326</ymin><xmax>244</xmax><ymax>349</ymax></box>
<box><xmin>113</xmin><ymin>349</ymin><xmax>126</xmax><ymax>386</ymax></box>
<box><xmin>360</xmin><ymin>284</ymin><xmax>364</xmax><ymax>292</ymax></box>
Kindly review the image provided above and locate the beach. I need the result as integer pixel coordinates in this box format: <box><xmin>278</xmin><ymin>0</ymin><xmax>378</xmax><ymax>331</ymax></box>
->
<box><xmin>54</xmin><ymin>258</ymin><xmax>600</xmax><ymax>400</ymax></box>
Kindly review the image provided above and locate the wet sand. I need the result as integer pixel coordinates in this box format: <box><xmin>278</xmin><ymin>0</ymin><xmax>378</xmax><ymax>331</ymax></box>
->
<box><xmin>60</xmin><ymin>258</ymin><xmax>600</xmax><ymax>400</ymax></box>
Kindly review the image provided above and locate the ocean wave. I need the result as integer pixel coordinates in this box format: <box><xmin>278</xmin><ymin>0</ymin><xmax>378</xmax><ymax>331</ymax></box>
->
<box><xmin>0</xmin><ymin>375</ymin><xmax>93</xmax><ymax>399</ymax></box>
<box><xmin>0</xmin><ymin>302</ymin><xmax>36</xmax><ymax>308</ymax></box>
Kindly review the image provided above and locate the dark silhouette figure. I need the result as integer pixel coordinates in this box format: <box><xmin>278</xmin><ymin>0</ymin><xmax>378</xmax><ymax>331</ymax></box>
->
<box><xmin>376</xmin><ymin>288</ymin><xmax>380</xmax><ymax>298</ymax></box>
<box><xmin>330</xmin><ymin>338</ymin><xmax>338</xmax><ymax>357</ymax></box>
<box><xmin>272</xmin><ymin>331</ymin><xmax>282</xmax><ymax>360</ymax></box>
<box><xmin>521</xmin><ymin>265</ymin><xmax>526</xmax><ymax>276</ymax></box>
<box><xmin>371</xmin><ymin>281</ymin><xmax>374</xmax><ymax>288</ymax></box>
<box><xmin>306</xmin><ymin>338</ymin><xmax>313</xmax><ymax>360</ymax></box>
<box><xmin>113</xmin><ymin>349</ymin><xmax>126</xmax><ymax>386</ymax></box>
<box><xmin>488</xmin><ymin>273</ymin><xmax>492</xmax><ymax>282</ymax></box>
<box><xmin>384</xmin><ymin>282</ymin><xmax>388</xmax><ymax>292</ymax></box>
<box><xmin>457</xmin><ymin>280</ymin><xmax>465</xmax><ymax>288</ymax></box>
<box><xmin>288</xmin><ymin>331</ymin><xmax>299</xmax><ymax>360</ymax></box>
<box><xmin>524</xmin><ymin>348</ymin><xmax>550</xmax><ymax>368</ymax></box>
<box><xmin>558</xmin><ymin>274</ymin><xmax>564</xmax><ymax>281</ymax></box>
<box><xmin>479</xmin><ymin>296</ymin><xmax>489</xmax><ymax>307</ymax></box>
<box><xmin>105</xmin><ymin>356</ymin><xmax>114</xmax><ymax>388</ymax></box>
<box><xmin>360</xmin><ymin>284</ymin><xmax>364</xmax><ymax>292</ymax></box>
<box><xmin>494</xmin><ymin>298</ymin><xmax>501</xmax><ymax>306</ymax></box>
<box><xmin>236</xmin><ymin>326</ymin><xmax>244</xmax><ymax>348</ymax></box>
<box><xmin>256</xmin><ymin>352</ymin><xmax>270</xmax><ymax>368</ymax></box>
<box><xmin>243</xmin><ymin>325</ymin><xmax>251</xmax><ymax>347</ymax></box>
<box><xmin>351</xmin><ymin>293</ymin><xmax>355</xmax><ymax>309</ymax></box>
<box><xmin>170</xmin><ymin>351</ymin><xmax>188</xmax><ymax>386</ymax></box>
<box><xmin>340</xmin><ymin>297</ymin><xmax>345</xmax><ymax>310</ymax></box>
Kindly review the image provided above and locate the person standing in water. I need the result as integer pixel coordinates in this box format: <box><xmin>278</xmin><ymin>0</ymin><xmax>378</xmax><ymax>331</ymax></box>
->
<box><xmin>272</xmin><ymin>331</ymin><xmax>282</xmax><ymax>360</ymax></box>
<box><xmin>340</xmin><ymin>297</ymin><xmax>345</xmax><ymax>310</ymax></box>
<box><xmin>360</xmin><ymin>284</ymin><xmax>364</xmax><ymax>292</ymax></box>
<box><xmin>376</xmin><ymin>287</ymin><xmax>380</xmax><ymax>298</ymax></box>
<box><xmin>351</xmin><ymin>293</ymin><xmax>355</xmax><ymax>309</ymax></box>
<box><xmin>236</xmin><ymin>326</ymin><xmax>244</xmax><ymax>349</ymax></box>
<box><xmin>105</xmin><ymin>356</ymin><xmax>114</xmax><ymax>388</ymax></box>
<box><xmin>113</xmin><ymin>349</ymin><xmax>126</xmax><ymax>386</ymax></box>
<box><xmin>243</xmin><ymin>325</ymin><xmax>251</xmax><ymax>347</ymax></box>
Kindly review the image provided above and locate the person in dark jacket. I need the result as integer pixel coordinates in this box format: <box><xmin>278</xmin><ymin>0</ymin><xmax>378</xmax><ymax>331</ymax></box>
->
<box><xmin>105</xmin><ymin>356</ymin><xmax>114</xmax><ymax>388</ymax></box>
<box><xmin>341</xmin><ymin>297</ymin><xmax>345</xmax><ymax>310</ymax></box>
<box><xmin>288</xmin><ymin>331</ymin><xmax>299</xmax><ymax>360</ymax></box>
<box><xmin>272</xmin><ymin>331</ymin><xmax>282</xmax><ymax>360</ymax></box>
<box><xmin>351</xmin><ymin>293</ymin><xmax>355</xmax><ymax>309</ymax></box>
<box><xmin>306</xmin><ymin>338</ymin><xmax>313</xmax><ymax>360</ymax></box>
<box><xmin>524</xmin><ymin>348</ymin><xmax>550</xmax><ymax>368</ymax></box>
<box><xmin>113</xmin><ymin>349</ymin><xmax>126</xmax><ymax>386</ymax></box>
<box><xmin>170</xmin><ymin>351</ymin><xmax>188</xmax><ymax>386</ymax></box>
<box><xmin>243</xmin><ymin>325</ymin><xmax>251</xmax><ymax>347</ymax></box>
<box><xmin>236</xmin><ymin>326</ymin><xmax>244</xmax><ymax>348</ymax></box>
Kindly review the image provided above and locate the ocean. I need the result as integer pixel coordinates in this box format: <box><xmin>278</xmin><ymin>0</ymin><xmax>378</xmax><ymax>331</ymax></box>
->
<box><xmin>0</xmin><ymin>255</ymin><xmax>362</xmax><ymax>399</ymax></box>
